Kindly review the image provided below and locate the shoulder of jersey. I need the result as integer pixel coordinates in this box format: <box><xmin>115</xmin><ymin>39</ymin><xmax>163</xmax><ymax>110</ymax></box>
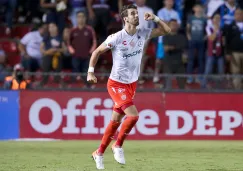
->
<box><xmin>109</xmin><ymin>30</ymin><xmax>123</xmax><ymax>38</ymax></box>
<box><xmin>108</xmin><ymin>30</ymin><xmax>123</xmax><ymax>42</ymax></box>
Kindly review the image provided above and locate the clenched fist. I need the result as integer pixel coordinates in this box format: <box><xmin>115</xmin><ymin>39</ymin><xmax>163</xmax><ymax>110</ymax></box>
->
<box><xmin>144</xmin><ymin>12</ymin><xmax>155</xmax><ymax>21</ymax></box>
<box><xmin>87</xmin><ymin>72</ymin><xmax>97</xmax><ymax>83</ymax></box>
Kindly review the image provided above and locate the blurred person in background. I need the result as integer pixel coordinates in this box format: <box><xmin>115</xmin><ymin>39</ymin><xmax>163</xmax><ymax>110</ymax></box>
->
<box><xmin>68</xmin><ymin>0</ymin><xmax>86</xmax><ymax>27</ymax></box>
<box><xmin>206</xmin><ymin>0</ymin><xmax>224</xmax><ymax>19</ymax></box>
<box><xmin>62</xmin><ymin>27</ymin><xmax>72</xmax><ymax>70</ymax></box>
<box><xmin>3</xmin><ymin>64</ymin><xmax>31</xmax><ymax>90</ymax></box>
<box><xmin>0</xmin><ymin>0</ymin><xmax>17</xmax><ymax>35</ymax></box>
<box><xmin>211</xmin><ymin>0</ymin><xmax>237</xmax><ymax>27</ymax></box>
<box><xmin>224</xmin><ymin>8</ymin><xmax>243</xmax><ymax>89</ymax></box>
<box><xmin>0</xmin><ymin>47</ymin><xmax>7</xmax><ymax>82</ymax></box>
<box><xmin>135</xmin><ymin>0</ymin><xmax>154</xmax><ymax>29</ymax></box>
<box><xmin>163</xmin><ymin>19</ymin><xmax>186</xmax><ymax>89</ymax></box>
<box><xmin>19</xmin><ymin>23</ymin><xmax>48</xmax><ymax>73</ymax></box>
<box><xmin>201</xmin><ymin>14</ymin><xmax>224</xmax><ymax>88</ymax></box>
<box><xmin>40</xmin><ymin>0</ymin><xmax>67</xmax><ymax>34</ymax></box>
<box><xmin>134</xmin><ymin>0</ymin><xmax>154</xmax><ymax>84</ymax></box>
<box><xmin>154</xmin><ymin>0</ymin><xmax>181</xmax><ymax>83</ymax></box>
<box><xmin>40</xmin><ymin>22</ymin><xmax>65</xmax><ymax>86</ymax></box>
<box><xmin>186</xmin><ymin>4</ymin><xmax>207</xmax><ymax>84</ymax></box>
<box><xmin>87</xmin><ymin>0</ymin><xmax>110</xmax><ymax>43</ymax></box>
<box><xmin>62</xmin><ymin>27</ymin><xmax>71</xmax><ymax>55</ymax></box>
<box><xmin>68</xmin><ymin>11</ymin><xmax>96</xmax><ymax>86</ymax></box>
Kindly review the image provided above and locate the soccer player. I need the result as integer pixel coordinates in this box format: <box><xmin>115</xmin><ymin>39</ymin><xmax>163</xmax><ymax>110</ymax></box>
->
<box><xmin>87</xmin><ymin>4</ymin><xmax>171</xmax><ymax>170</ymax></box>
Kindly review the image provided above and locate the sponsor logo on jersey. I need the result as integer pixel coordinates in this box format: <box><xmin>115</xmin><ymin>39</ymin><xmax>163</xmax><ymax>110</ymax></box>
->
<box><xmin>123</xmin><ymin>49</ymin><xmax>142</xmax><ymax>59</ymax></box>
<box><xmin>121</xmin><ymin>48</ymin><xmax>128</xmax><ymax>51</ymax></box>
<box><xmin>122</xmin><ymin>41</ymin><xmax>127</xmax><ymax>45</ymax></box>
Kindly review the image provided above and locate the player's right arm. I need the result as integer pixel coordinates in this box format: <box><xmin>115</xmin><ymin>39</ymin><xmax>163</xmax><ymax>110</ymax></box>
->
<box><xmin>87</xmin><ymin>43</ymin><xmax>110</xmax><ymax>84</ymax></box>
<box><xmin>87</xmin><ymin>33</ymin><xmax>118</xmax><ymax>83</ymax></box>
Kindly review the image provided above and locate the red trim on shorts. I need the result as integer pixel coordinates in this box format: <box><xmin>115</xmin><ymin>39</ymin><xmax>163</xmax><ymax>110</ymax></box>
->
<box><xmin>113</xmin><ymin>107</ymin><xmax>125</xmax><ymax>115</ymax></box>
<box><xmin>121</xmin><ymin>102</ymin><xmax>134</xmax><ymax>111</ymax></box>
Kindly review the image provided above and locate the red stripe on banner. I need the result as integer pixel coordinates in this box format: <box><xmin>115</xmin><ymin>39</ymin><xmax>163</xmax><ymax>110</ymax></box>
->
<box><xmin>19</xmin><ymin>92</ymin><xmax>243</xmax><ymax>140</ymax></box>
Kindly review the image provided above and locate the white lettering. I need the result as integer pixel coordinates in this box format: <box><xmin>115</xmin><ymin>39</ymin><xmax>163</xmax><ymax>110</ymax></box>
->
<box><xmin>29</xmin><ymin>98</ymin><xmax>62</xmax><ymax>134</ymax></box>
<box><xmin>62</xmin><ymin>98</ymin><xmax>82</xmax><ymax>134</ymax></box>
<box><xmin>100</xmin><ymin>99</ymin><xmax>113</xmax><ymax>134</ymax></box>
<box><xmin>136</xmin><ymin>110</ymin><xmax>159</xmax><ymax>135</ymax></box>
<box><xmin>81</xmin><ymin>98</ymin><xmax>101</xmax><ymax>134</ymax></box>
<box><xmin>193</xmin><ymin>111</ymin><xmax>216</xmax><ymax>135</ymax></box>
<box><xmin>218</xmin><ymin>111</ymin><xmax>242</xmax><ymax>135</ymax></box>
<box><xmin>166</xmin><ymin>110</ymin><xmax>193</xmax><ymax>135</ymax></box>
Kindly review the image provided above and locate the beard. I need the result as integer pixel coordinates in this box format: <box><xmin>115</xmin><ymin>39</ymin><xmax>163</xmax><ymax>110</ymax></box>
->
<box><xmin>126</xmin><ymin>19</ymin><xmax>139</xmax><ymax>26</ymax></box>
<box><xmin>135</xmin><ymin>20</ymin><xmax>139</xmax><ymax>26</ymax></box>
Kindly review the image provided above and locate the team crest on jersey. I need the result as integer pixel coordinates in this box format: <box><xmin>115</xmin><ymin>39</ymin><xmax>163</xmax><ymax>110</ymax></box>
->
<box><xmin>130</xmin><ymin>41</ymin><xmax>135</xmax><ymax>47</ymax></box>
<box><xmin>118</xmin><ymin>88</ymin><xmax>126</xmax><ymax>93</ymax></box>
<box><xmin>84</xmin><ymin>31</ymin><xmax>89</xmax><ymax>36</ymax></box>
<box><xmin>121</xmin><ymin>94</ymin><xmax>127</xmax><ymax>100</ymax></box>
<box><xmin>122</xmin><ymin>41</ymin><xmax>127</xmax><ymax>45</ymax></box>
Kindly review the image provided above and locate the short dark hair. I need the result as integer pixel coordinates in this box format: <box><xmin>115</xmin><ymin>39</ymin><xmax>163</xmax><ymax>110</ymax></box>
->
<box><xmin>76</xmin><ymin>10</ymin><xmax>86</xmax><ymax>16</ymax></box>
<box><xmin>168</xmin><ymin>19</ymin><xmax>177</xmax><ymax>24</ymax></box>
<box><xmin>120</xmin><ymin>4</ymin><xmax>137</xmax><ymax>23</ymax></box>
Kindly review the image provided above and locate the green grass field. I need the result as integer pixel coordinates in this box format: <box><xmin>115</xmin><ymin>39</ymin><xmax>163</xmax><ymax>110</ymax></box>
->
<box><xmin>0</xmin><ymin>141</ymin><xmax>243</xmax><ymax>171</ymax></box>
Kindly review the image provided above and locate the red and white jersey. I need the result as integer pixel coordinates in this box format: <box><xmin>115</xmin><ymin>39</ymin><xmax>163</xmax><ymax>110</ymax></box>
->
<box><xmin>105</xmin><ymin>28</ymin><xmax>152</xmax><ymax>84</ymax></box>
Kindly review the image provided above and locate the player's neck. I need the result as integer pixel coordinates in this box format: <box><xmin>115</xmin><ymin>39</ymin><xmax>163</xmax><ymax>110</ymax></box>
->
<box><xmin>124</xmin><ymin>24</ymin><xmax>137</xmax><ymax>36</ymax></box>
<box><xmin>78</xmin><ymin>24</ymin><xmax>85</xmax><ymax>30</ymax></box>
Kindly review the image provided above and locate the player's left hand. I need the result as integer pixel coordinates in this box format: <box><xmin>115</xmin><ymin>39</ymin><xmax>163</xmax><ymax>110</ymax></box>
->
<box><xmin>144</xmin><ymin>12</ymin><xmax>155</xmax><ymax>21</ymax></box>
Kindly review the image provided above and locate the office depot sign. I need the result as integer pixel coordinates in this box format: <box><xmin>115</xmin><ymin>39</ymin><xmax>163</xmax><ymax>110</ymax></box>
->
<box><xmin>20</xmin><ymin>92</ymin><xmax>243</xmax><ymax>140</ymax></box>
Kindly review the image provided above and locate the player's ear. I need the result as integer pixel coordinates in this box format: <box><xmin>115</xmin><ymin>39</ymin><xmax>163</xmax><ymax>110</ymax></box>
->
<box><xmin>124</xmin><ymin>17</ymin><xmax>128</xmax><ymax>23</ymax></box>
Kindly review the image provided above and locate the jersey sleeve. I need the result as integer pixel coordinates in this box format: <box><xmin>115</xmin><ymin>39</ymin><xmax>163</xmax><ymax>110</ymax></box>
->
<box><xmin>20</xmin><ymin>32</ymin><xmax>31</xmax><ymax>45</ymax></box>
<box><xmin>140</xmin><ymin>28</ymin><xmax>153</xmax><ymax>41</ymax></box>
<box><xmin>104</xmin><ymin>33</ymin><xmax>119</xmax><ymax>49</ymax></box>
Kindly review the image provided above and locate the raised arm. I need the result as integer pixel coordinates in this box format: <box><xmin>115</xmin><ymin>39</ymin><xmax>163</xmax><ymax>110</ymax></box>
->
<box><xmin>144</xmin><ymin>12</ymin><xmax>171</xmax><ymax>38</ymax></box>
<box><xmin>87</xmin><ymin>43</ymin><xmax>110</xmax><ymax>83</ymax></box>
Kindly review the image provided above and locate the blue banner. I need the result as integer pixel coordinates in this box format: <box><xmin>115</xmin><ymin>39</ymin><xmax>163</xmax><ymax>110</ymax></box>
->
<box><xmin>0</xmin><ymin>91</ymin><xmax>19</xmax><ymax>140</ymax></box>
